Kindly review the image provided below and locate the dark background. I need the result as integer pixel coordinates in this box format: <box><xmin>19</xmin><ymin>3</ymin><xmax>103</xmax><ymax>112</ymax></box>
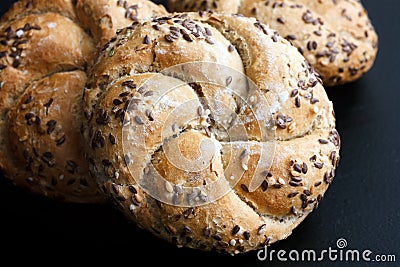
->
<box><xmin>0</xmin><ymin>0</ymin><xmax>398</xmax><ymax>266</ymax></box>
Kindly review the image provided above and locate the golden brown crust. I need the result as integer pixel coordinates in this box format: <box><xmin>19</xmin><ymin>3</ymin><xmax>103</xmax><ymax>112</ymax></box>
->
<box><xmin>0</xmin><ymin>0</ymin><xmax>167</xmax><ymax>203</ymax></box>
<box><xmin>76</xmin><ymin>0</ymin><xmax>168</xmax><ymax>48</ymax></box>
<box><xmin>83</xmin><ymin>12</ymin><xmax>341</xmax><ymax>253</ymax></box>
<box><xmin>168</xmin><ymin>0</ymin><xmax>379</xmax><ymax>86</ymax></box>
<box><xmin>0</xmin><ymin>0</ymin><xmax>78</xmax><ymax>23</ymax></box>
<box><xmin>6</xmin><ymin>71</ymin><xmax>103</xmax><ymax>202</ymax></box>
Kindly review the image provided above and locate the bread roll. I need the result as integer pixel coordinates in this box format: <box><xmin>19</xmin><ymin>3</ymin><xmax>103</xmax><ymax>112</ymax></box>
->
<box><xmin>0</xmin><ymin>0</ymin><xmax>167</xmax><ymax>202</ymax></box>
<box><xmin>168</xmin><ymin>0</ymin><xmax>378</xmax><ymax>86</ymax></box>
<box><xmin>83</xmin><ymin>12</ymin><xmax>341</xmax><ymax>253</ymax></box>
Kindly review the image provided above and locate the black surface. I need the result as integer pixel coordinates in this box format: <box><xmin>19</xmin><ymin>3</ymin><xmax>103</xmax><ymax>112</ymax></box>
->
<box><xmin>0</xmin><ymin>1</ymin><xmax>398</xmax><ymax>266</ymax></box>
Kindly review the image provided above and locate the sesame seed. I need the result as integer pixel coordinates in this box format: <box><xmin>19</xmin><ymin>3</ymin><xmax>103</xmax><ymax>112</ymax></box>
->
<box><xmin>289</xmin><ymin>180</ymin><xmax>301</xmax><ymax>187</ymax></box>
<box><xmin>109</xmin><ymin>133</ymin><xmax>116</xmax><ymax>145</ymax></box>
<box><xmin>302</xmin><ymin>11</ymin><xmax>314</xmax><ymax>24</ymax></box>
<box><xmin>240</xmin><ymin>184</ymin><xmax>249</xmax><ymax>192</ymax></box>
<box><xmin>313</xmin><ymin>30</ymin><xmax>322</xmax><ymax>36</ymax></box>
<box><xmin>164</xmin><ymin>35</ymin><xmax>174</xmax><ymax>42</ymax></box>
<box><xmin>197</xmin><ymin>106</ymin><xmax>203</xmax><ymax>116</ymax></box>
<box><xmin>218</xmin><ymin>241</ymin><xmax>229</xmax><ymax>248</ymax></box>
<box><xmin>314</xmin><ymin>162</ymin><xmax>324</xmax><ymax>169</ymax></box>
<box><xmin>205</xmin><ymin>37</ymin><xmax>214</xmax><ymax>45</ymax></box>
<box><xmin>113</xmin><ymin>99</ymin><xmax>123</xmax><ymax>106</ymax></box>
<box><xmin>261</xmin><ymin>180</ymin><xmax>268</xmax><ymax>191</ymax></box>
<box><xmin>277</xmin><ymin>17</ymin><xmax>285</xmax><ymax>24</ymax></box>
<box><xmin>124</xmin><ymin>154</ymin><xmax>131</xmax><ymax>165</ymax></box>
<box><xmin>295</xmin><ymin>97</ymin><xmax>301</xmax><ymax>108</ymax></box>
<box><xmin>183</xmin><ymin>33</ymin><xmax>194</xmax><ymax>42</ymax></box>
<box><xmin>25</xmin><ymin>112</ymin><xmax>35</xmax><ymax>120</ymax></box>
<box><xmin>56</xmin><ymin>135</ymin><xmax>66</xmax><ymax>146</ymax></box>
<box><xmin>243</xmin><ymin>231</ymin><xmax>250</xmax><ymax>240</ymax></box>
<box><xmin>137</xmin><ymin>86</ymin><xmax>146</xmax><ymax>94</ymax></box>
<box><xmin>330</xmin><ymin>151</ymin><xmax>336</xmax><ymax>161</ymax></box>
<box><xmin>293</xmin><ymin>163</ymin><xmax>302</xmax><ymax>173</ymax></box>
<box><xmin>24</xmin><ymin>95</ymin><xmax>33</xmax><ymax>104</ymax></box>
<box><xmin>291</xmin><ymin>176</ymin><xmax>303</xmax><ymax>183</ymax></box>
<box><xmin>143</xmin><ymin>90</ymin><xmax>154</xmax><ymax>97</ymax></box>
<box><xmin>143</xmin><ymin>35</ymin><xmax>151</xmax><ymax>44</ymax></box>
<box><xmin>319</xmin><ymin>139</ymin><xmax>329</xmax><ymax>144</ymax></box>
<box><xmin>232</xmin><ymin>225</ymin><xmax>240</xmax><ymax>235</ymax></box>
<box><xmin>145</xmin><ymin>109</ymin><xmax>154</xmax><ymax>121</ymax></box>
<box><xmin>239</xmin><ymin>149</ymin><xmax>248</xmax><ymax>160</ymax></box>
<box><xmin>46</xmin><ymin>120</ymin><xmax>57</xmax><ymax>134</ymax></box>
<box><xmin>165</xmin><ymin>224</ymin><xmax>176</xmax><ymax>235</ymax></box>
<box><xmin>310</xmin><ymin>98</ymin><xmax>320</xmax><ymax>104</ymax></box>
<box><xmin>273</xmin><ymin>184</ymin><xmax>282</xmax><ymax>189</ymax></box>
<box><xmin>286</xmin><ymin>34</ymin><xmax>297</xmax><ymax>41</ymax></box>
<box><xmin>128</xmin><ymin>185</ymin><xmax>137</xmax><ymax>194</ymax></box>
<box><xmin>302</xmin><ymin>163</ymin><xmax>308</xmax><ymax>174</ymax></box>
<box><xmin>212</xmin><ymin>234</ymin><xmax>222</xmax><ymax>241</ymax></box>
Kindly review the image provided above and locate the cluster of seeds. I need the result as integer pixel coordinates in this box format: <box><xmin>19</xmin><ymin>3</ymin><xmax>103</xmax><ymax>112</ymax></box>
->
<box><xmin>16</xmin><ymin>92</ymin><xmax>87</xmax><ymax>189</ymax></box>
<box><xmin>157</xmin><ymin>205</ymin><xmax>273</xmax><ymax>252</ymax></box>
<box><xmin>117</xmin><ymin>0</ymin><xmax>140</xmax><ymax>21</ymax></box>
<box><xmin>150</xmin><ymin>14</ymin><xmax>215</xmax><ymax>45</ymax></box>
<box><xmin>252</xmin><ymin>20</ymin><xmax>322</xmax><ymax>111</ymax></box>
<box><xmin>0</xmin><ymin>22</ymin><xmax>41</xmax><ymax>70</ymax></box>
<box><xmin>261</xmin><ymin>1</ymin><xmax>374</xmax><ymax>84</ymax></box>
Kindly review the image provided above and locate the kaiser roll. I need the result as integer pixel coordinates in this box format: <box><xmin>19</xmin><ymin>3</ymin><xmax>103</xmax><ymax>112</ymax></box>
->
<box><xmin>83</xmin><ymin>12</ymin><xmax>341</xmax><ymax>253</ymax></box>
<box><xmin>0</xmin><ymin>0</ymin><xmax>167</xmax><ymax>203</ymax></box>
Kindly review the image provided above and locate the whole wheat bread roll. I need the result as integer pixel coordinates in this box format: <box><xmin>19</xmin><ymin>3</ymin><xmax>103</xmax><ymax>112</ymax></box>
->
<box><xmin>168</xmin><ymin>0</ymin><xmax>378</xmax><ymax>86</ymax></box>
<box><xmin>0</xmin><ymin>0</ymin><xmax>167</xmax><ymax>203</ymax></box>
<box><xmin>83</xmin><ymin>12</ymin><xmax>341</xmax><ymax>253</ymax></box>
